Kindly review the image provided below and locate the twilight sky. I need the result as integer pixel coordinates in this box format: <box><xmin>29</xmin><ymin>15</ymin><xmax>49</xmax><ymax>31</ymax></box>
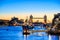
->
<box><xmin>0</xmin><ymin>0</ymin><xmax>60</xmax><ymax>22</ymax></box>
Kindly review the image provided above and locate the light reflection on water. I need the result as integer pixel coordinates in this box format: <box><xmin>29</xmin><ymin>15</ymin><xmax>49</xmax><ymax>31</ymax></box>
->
<box><xmin>0</xmin><ymin>26</ymin><xmax>59</xmax><ymax>40</ymax></box>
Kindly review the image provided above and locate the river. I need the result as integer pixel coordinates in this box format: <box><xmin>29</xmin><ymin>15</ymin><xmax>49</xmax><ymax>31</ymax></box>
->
<box><xmin>0</xmin><ymin>26</ymin><xmax>59</xmax><ymax>40</ymax></box>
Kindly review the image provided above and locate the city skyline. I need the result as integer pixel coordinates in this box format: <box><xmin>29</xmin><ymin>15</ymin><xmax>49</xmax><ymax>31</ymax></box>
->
<box><xmin>0</xmin><ymin>14</ymin><xmax>53</xmax><ymax>23</ymax></box>
<box><xmin>0</xmin><ymin>0</ymin><xmax>60</xmax><ymax>22</ymax></box>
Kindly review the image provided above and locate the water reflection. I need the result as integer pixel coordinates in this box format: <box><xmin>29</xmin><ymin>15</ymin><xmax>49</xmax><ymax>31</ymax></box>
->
<box><xmin>0</xmin><ymin>26</ymin><xmax>59</xmax><ymax>40</ymax></box>
<box><xmin>49</xmin><ymin>35</ymin><xmax>59</xmax><ymax>40</ymax></box>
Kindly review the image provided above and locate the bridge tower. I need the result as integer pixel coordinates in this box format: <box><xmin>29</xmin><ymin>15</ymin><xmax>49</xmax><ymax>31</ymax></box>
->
<box><xmin>44</xmin><ymin>15</ymin><xmax>47</xmax><ymax>24</ymax></box>
<box><xmin>29</xmin><ymin>15</ymin><xmax>33</xmax><ymax>23</ymax></box>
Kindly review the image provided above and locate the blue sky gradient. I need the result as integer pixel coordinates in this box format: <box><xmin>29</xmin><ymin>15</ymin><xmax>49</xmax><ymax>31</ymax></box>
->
<box><xmin>0</xmin><ymin>0</ymin><xmax>60</xmax><ymax>20</ymax></box>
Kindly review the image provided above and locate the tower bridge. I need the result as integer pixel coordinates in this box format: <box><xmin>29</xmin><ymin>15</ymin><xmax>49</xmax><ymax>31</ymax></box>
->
<box><xmin>33</xmin><ymin>17</ymin><xmax>43</xmax><ymax>19</ymax></box>
<box><xmin>29</xmin><ymin>14</ymin><xmax>47</xmax><ymax>24</ymax></box>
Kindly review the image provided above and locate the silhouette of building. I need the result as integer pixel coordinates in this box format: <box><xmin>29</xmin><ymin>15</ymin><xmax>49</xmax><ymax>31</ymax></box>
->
<box><xmin>0</xmin><ymin>19</ymin><xmax>9</xmax><ymax>25</ymax></box>
<box><xmin>52</xmin><ymin>13</ymin><xmax>60</xmax><ymax>26</ymax></box>
<box><xmin>29</xmin><ymin>15</ymin><xmax>33</xmax><ymax>23</ymax></box>
<box><xmin>19</xmin><ymin>19</ymin><xmax>24</xmax><ymax>23</ymax></box>
<box><xmin>44</xmin><ymin>15</ymin><xmax>47</xmax><ymax>23</ymax></box>
<box><xmin>9</xmin><ymin>17</ymin><xmax>18</xmax><ymax>26</ymax></box>
<box><xmin>30</xmin><ymin>15</ymin><xmax>33</xmax><ymax>19</ymax></box>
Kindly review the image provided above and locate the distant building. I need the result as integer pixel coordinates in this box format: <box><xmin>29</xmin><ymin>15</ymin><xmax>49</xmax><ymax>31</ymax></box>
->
<box><xmin>52</xmin><ymin>13</ymin><xmax>60</xmax><ymax>26</ymax></box>
<box><xmin>44</xmin><ymin>15</ymin><xmax>47</xmax><ymax>23</ymax></box>
<box><xmin>19</xmin><ymin>19</ymin><xmax>24</xmax><ymax>23</ymax></box>
<box><xmin>29</xmin><ymin>15</ymin><xmax>33</xmax><ymax>23</ymax></box>
<box><xmin>30</xmin><ymin>15</ymin><xmax>33</xmax><ymax>19</ymax></box>
<box><xmin>9</xmin><ymin>17</ymin><xmax>19</xmax><ymax>26</ymax></box>
<box><xmin>0</xmin><ymin>19</ymin><xmax>9</xmax><ymax>25</ymax></box>
<box><xmin>11</xmin><ymin>17</ymin><xmax>18</xmax><ymax>22</ymax></box>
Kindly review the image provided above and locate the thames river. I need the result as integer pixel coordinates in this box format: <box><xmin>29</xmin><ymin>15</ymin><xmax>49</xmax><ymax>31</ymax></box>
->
<box><xmin>0</xmin><ymin>26</ymin><xmax>59</xmax><ymax>40</ymax></box>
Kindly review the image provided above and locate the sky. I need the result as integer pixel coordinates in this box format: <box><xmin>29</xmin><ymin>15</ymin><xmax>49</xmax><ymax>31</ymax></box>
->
<box><xmin>0</xmin><ymin>0</ymin><xmax>60</xmax><ymax>22</ymax></box>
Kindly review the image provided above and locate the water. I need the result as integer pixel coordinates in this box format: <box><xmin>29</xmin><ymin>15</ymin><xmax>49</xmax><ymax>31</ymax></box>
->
<box><xmin>0</xmin><ymin>26</ymin><xmax>59</xmax><ymax>40</ymax></box>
